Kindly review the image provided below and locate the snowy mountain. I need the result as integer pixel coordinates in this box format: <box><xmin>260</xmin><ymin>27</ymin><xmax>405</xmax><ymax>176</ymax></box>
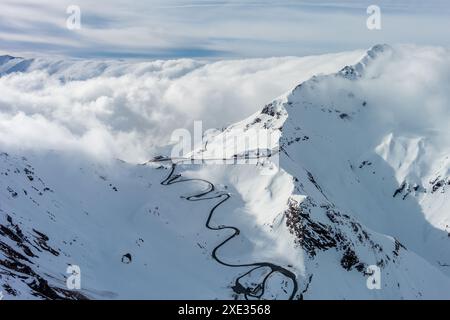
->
<box><xmin>1</xmin><ymin>44</ymin><xmax>450</xmax><ymax>299</ymax></box>
<box><xmin>0</xmin><ymin>50</ymin><xmax>363</xmax><ymax>163</ymax></box>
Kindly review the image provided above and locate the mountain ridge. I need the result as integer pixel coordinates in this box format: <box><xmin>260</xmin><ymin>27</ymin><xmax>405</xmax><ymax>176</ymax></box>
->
<box><xmin>1</xmin><ymin>44</ymin><xmax>450</xmax><ymax>299</ymax></box>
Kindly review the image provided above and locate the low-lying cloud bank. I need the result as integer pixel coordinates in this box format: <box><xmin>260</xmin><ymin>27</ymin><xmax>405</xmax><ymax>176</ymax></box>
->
<box><xmin>0</xmin><ymin>45</ymin><xmax>449</xmax><ymax>162</ymax></box>
<box><xmin>0</xmin><ymin>50</ymin><xmax>363</xmax><ymax>162</ymax></box>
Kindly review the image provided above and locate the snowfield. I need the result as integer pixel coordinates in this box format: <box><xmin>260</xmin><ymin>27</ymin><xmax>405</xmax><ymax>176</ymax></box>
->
<box><xmin>1</xmin><ymin>44</ymin><xmax>450</xmax><ymax>299</ymax></box>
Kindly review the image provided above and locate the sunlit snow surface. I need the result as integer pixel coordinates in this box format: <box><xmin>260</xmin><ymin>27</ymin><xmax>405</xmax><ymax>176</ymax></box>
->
<box><xmin>1</xmin><ymin>45</ymin><xmax>450</xmax><ymax>299</ymax></box>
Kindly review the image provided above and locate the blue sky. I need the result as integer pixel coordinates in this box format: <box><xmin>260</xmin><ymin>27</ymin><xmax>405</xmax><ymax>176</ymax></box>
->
<box><xmin>1</xmin><ymin>0</ymin><xmax>450</xmax><ymax>59</ymax></box>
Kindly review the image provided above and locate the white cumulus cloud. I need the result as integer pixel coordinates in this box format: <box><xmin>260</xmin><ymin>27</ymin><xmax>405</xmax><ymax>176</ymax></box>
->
<box><xmin>0</xmin><ymin>50</ymin><xmax>363</xmax><ymax>162</ymax></box>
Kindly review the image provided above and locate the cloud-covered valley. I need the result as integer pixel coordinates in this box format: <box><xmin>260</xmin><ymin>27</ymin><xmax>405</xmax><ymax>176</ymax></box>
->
<box><xmin>0</xmin><ymin>45</ymin><xmax>449</xmax><ymax>163</ymax></box>
<box><xmin>0</xmin><ymin>50</ymin><xmax>363</xmax><ymax>162</ymax></box>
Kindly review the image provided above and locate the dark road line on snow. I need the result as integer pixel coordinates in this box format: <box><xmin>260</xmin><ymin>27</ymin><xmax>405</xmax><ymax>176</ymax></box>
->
<box><xmin>159</xmin><ymin>163</ymin><xmax>298</xmax><ymax>300</ymax></box>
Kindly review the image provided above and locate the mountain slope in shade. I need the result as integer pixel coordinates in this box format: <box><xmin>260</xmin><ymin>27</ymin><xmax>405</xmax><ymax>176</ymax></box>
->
<box><xmin>1</xmin><ymin>44</ymin><xmax>450</xmax><ymax>299</ymax></box>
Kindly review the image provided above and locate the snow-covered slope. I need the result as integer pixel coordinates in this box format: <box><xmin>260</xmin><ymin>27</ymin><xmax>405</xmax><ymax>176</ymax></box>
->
<box><xmin>189</xmin><ymin>44</ymin><xmax>450</xmax><ymax>298</ymax></box>
<box><xmin>1</xmin><ymin>45</ymin><xmax>450</xmax><ymax>299</ymax></box>
<box><xmin>1</xmin><ymin>151</ymin><xmax>285</xmax><ymax>299</ymax></box>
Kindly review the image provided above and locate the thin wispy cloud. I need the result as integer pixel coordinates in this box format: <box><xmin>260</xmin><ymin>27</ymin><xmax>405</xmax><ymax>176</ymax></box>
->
<box><xmin>0</xmin><ymin>0</ymin><xmax>449</xmax><ymax>59</ymax></box>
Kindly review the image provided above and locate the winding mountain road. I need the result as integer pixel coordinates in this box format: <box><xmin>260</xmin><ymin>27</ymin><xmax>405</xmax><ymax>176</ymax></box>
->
<box><xmin>159</xmin><ymin>163</ymin><xmax>298</xmax><ymax>300</ymax></box>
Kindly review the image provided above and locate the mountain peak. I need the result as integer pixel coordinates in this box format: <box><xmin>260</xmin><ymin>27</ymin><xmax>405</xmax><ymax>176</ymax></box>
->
<box><xmin>338</xmin><ymin>44</ymin><xmax>392</xmax><ymax>80</ymax></box>
<box><xmin>0</xmin><ymin>54</ymin><xmax>18</xmax><ymax>64</ymax></box>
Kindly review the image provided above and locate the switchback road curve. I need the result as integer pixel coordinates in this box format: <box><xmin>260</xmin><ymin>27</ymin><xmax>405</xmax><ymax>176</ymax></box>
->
<box><xmin>160</xmin><ymin>163</ymin><xmax>298</xmax><ymax>300</ymax></box>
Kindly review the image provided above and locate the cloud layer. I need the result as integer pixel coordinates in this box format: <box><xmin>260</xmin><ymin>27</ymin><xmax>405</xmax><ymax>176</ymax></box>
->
<box><xmin>1</xmin><ymin>45</ymin><xmax>449</xmax><ymax>163</ymax></box>
<box><xmin>0</xmin><ymin>50</ymin><xmax>363</xmax><ymax>162</ymax></box>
